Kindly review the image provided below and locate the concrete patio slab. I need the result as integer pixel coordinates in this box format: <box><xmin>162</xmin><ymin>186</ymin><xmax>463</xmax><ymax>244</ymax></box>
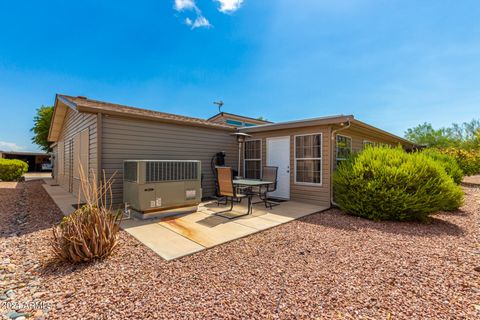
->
<box><xmin>122</xmin><ymin>219</ymin><xmax>205</xmax><ymax>260</ymax></box>
<box><xmin>119</xmin><ymin>199</ymin><xmax>327</xmax><ymax>260</ymax></box>
<box><xmin>158</xmin><ymin>211</ymin><xmax>258</xmax><ymax>248</ymax></box>
<box><xmin>24</xmin><ymin>172</ymin><xmax>52</xmax><ymax>181</ymax></box>
<box><xmin>42</xmin><ymin>180</ymin><xmax>77</xmax><ymax>216</ymax></box>
<box><xmin>463</xmin><ymin>175</ymin><xmax>480</xmax><ymax>185</ymax></box>
<box><xmin>41</xmin><ymin>178</ymin><xmax>329</xmax><ymax>260</ymax></box>
<box><xmin>0</xmin><ymin>182</ymin><xmax>19</xmax><ymax>189</ymax></box>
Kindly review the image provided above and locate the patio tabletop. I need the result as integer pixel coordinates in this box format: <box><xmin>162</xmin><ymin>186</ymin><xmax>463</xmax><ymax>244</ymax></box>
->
<box><xmin>233</xmin><ymin>179</ymin><xmax>273</xmax><ymax>186</ymax></box>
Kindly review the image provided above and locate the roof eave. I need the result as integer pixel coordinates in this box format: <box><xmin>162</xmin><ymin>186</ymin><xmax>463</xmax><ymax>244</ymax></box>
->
<box><xmin>207</xmin><ymin>112</ymin><xmax>224</xmax><ymax>121</ymax></box>
<box><xmin>48</xmin><ymin>94</ymin><xmax>77</xmax><ymax>142</ymax></box>
<box><xmin>207</xmin><ymin>112</ymin><xmax>272</xmax><ymax>124</ymax></box>
<box><xmin>76</xmin><ymin>105</ymin><xmax>236</xmax><ymax>132</ymax></box>
<box><xmin>349</xmin><ymin>119</ymin><xmax>415</xmax><ymax>146</ymax></box>
<box><xmin>238</xmin><ymin>115</ymin><xmax>354</xmax><ymax>133</ymax></box>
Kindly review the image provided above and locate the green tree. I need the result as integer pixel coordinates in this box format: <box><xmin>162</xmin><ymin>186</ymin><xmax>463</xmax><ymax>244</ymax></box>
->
<box><xmin>404</xmin><ymin>122</ymin><xmax>453</xmax><ymax>148</ymax></box>
<box><xmin>405</xmin><ymin>119</ymin><xmax>480</xmax><ymax>149</ymax></box>
<box><xmin>31</xmin><ymin>106</ymin><xmax>54</xmax><ymax>152</ymax></box>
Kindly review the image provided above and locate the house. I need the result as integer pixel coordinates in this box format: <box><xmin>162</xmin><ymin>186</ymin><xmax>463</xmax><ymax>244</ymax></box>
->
<box><xmin>48</xmin><ymin>94</ymin><xmax>415</xmax><ymax>208</ymax></box>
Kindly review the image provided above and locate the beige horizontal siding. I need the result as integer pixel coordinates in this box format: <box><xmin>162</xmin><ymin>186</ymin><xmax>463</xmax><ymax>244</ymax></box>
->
<box><xmin>244</xmin><ymin>123</ymin><xmax>410</xmax><ymax>207</ymax></box>
<box><xmin>101</xmin><ymin>115</ymin><xmax>238</xmax><ymax>205</ymax></box>
<box><xmin>332</xmin><ymin>125</ymin><xmax>401</xmax><ymax>154</ymax></box>
<box><xmin>246</xmin><ymin>126</ymin><xmax>332</xmax><ymax>207</ymax></box>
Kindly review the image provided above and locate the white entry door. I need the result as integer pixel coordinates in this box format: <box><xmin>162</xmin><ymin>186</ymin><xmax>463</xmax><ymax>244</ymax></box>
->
<box><xmin>266</xmin><ymin>136</ymin><xmax>290</xmax><ymax>199</ymax></box>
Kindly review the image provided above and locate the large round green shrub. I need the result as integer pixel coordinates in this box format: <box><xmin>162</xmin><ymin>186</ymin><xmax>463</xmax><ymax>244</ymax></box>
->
<box><xmin>422</xmin><ymin>149</ymin><xmax>464</xmax><ymax>184</ymax></box>
<box><xmin>333</xmin><ymin>147</ymin><xmax>464</xmax><ymax>221</ymax></box>
<box><xmin>0</xmin><ymin>159</ymin><xmax>28</xmax><ymax>181</ymax></box>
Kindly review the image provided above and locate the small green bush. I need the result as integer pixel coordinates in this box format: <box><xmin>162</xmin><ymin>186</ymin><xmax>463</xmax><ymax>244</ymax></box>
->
<box><xmin>0</xmin><ymin>159</ymin><xmax>28</xmax><ymax>181</ymax></box>
<box><xmin>333</xmin><ymin>146</ymin><xmax>464</xmax><ymax>221</ymax></box>
<box><xmin>422</xmin><ymin>149</ymin><xmax>464</xmax><ymax>184</ymax></box>
<box><xmin>436</xmin><ymin>147</ymin><xmax>480</xmax><ymax>176</ymax></box>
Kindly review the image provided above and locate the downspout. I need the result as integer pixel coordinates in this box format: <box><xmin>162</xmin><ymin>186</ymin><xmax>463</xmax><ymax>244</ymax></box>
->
<box><xmin>330</xmin><ymin>120</ymin><xmax>351</xmax><ymax>207</ymax></box>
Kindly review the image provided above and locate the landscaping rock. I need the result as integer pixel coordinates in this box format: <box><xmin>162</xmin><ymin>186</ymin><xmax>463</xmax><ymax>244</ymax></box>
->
<box><xmin>32</xmin><ymin>310</ymin><xmax>44</xmax><ymax>319</ymax></box>
<box><xmin>1</xmin><ymin>180</ymin><xmax>479</xmax><ymax>319</ymax></box>
<box><xmin>5</xmin><ymin>311</ymin><xmax>26</xmax><ymax>320</ymax></box>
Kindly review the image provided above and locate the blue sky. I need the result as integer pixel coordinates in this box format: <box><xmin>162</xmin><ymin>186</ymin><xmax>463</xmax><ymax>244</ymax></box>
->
<box><xmin>0</xmin><ymin>0</ymin><xmax>479</xmax><ymax>151</ymax></box>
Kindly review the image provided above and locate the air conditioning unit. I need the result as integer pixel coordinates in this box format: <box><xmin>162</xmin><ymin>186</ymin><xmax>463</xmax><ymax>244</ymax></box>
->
<box><xmin>123</xmin><ymin>160</ymin><xmax>202</xmax><ymax>215</ymax></box>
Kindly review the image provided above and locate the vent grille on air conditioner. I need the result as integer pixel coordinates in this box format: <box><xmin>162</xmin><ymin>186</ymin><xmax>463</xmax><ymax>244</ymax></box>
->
<box><xmin>145</xmin><ymin>161</ymin><xmax>200</xmax><ymax>182</ymax></box>
<box><xmin>124</xmin><ymin>161</ymin><xmax>138</xmax><ymax>182</ymax></box>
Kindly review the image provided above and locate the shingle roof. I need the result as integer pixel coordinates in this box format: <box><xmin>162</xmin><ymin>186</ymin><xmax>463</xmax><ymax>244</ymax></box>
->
<box><xmin>58</xmin><ymin>95</ymin><xmax>236</xmax><ymax>131</ymax></box>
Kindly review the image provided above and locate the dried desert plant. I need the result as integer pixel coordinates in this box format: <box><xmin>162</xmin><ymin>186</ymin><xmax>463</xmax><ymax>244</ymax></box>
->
<box><xmin>51</xmin><ymin>164</ymin><xmax>121</xmax><ymax>263</ymax></box>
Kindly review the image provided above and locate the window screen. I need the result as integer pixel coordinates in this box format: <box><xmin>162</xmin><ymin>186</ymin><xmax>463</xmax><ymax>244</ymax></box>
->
<box><xmin>295</xmin><ymin>134</ymin><xmax>322</xmax><ymax>184</ymax></box>
<box><xmin>244</xmin><ymin>140</ymin><xmax>261</xmax><ymax>179</ymax></box>
<box><xmin>336</xmin><ymin>135</ymin><xmax>352</xmax><ymax>166</ymax></box>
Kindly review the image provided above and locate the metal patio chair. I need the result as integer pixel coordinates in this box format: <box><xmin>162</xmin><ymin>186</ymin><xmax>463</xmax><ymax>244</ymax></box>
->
<box><xmin>214</xmin><ymin>167</ymin><xmax>249</xmax><ymax>219</ymax></box>
<box><xmin>253</xmin><ymin>166</ymin><xmax>280</xmax><ymax>209</ymax></box>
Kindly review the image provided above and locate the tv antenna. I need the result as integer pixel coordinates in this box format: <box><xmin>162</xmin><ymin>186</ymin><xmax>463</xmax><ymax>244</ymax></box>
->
<box><xmin>213</xmin><ymin>100</ymin><xmax>224</xmax><ymax>113</ymax></box>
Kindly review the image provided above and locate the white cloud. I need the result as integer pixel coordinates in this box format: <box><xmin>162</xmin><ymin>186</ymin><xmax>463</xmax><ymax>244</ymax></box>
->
<box><xmin>0</xmin><ymin>141</ymin><xmax>24</xmax><ymax>152</ymax></box>
<box><xmin>173</xmin><ymin>0</ymin><xmax>244</xmax><ymax>29</ymax></box>
<box><xmin>215</xmin><ymin>0</ymin><xmax>243</xmax><ymax>13</ymax></box>
<box><xmin>174</xmin><ymin>0</ymin><xmax>212</xmax><ymax>29</ymax></box>
<box><xmin>174</xmin><ymin>0</ymin><xmax>197</xmax><ymax>11</ymax></box>
<box><xmin>192</xmin><ymin>16</ymin><xmax>211</xmax><ymax>29</ymax></box>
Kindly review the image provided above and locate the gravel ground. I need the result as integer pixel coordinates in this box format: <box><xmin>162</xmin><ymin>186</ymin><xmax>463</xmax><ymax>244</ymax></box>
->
<box><xmin>1</xmin><ymin>180</ymin><xmax>479</xmax><ymax>319</ymax></box>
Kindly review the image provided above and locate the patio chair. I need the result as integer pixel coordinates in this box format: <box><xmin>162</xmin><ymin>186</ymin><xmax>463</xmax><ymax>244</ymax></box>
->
<box><xmin>253</xmin><ymin>166</ymin><xmax>280</xmax><ymax>209</ymax></box>
<box><xmin>214</xmin><ymin>167</ymin><xmax>249</xmax><ymax>219</ymax></box>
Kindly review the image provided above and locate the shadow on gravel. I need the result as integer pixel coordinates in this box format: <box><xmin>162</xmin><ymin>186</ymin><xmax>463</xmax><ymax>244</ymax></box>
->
<box><xmin>461</xmin><ymin>182</ymin><xmax>480</xmax><ymax>188</ymax></box>
<box><xmin>438</xmin><ymin>209</ymin><xmax>470</xmax><ymax>217</ymax></box>
<box><xmin>301</xmin><ymin>210</ymin><xmax>465</xmax><ymax>237</ymax></box>
<box><xmin>38</xmin><ymin>257</ymin><xmax>93</xmax><ymax>278</ymax></box>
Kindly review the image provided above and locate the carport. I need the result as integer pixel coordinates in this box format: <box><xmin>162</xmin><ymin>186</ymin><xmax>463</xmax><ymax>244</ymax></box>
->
<box><xmin>0</xmin><ymin>150</ymin><xmax>51</xmax><ymax>172</ymax></box>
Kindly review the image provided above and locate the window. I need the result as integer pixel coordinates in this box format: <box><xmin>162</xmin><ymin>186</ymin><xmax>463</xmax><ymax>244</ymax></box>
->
<box><xmin>336</xmin><ymin>135</ymin><xmax>352</xmax><ymax>166</ymax></box>
<box><xmin>226</xmin><ymin>119</ymin><xmax>243</xmax><ymax>126</ymax></box>
<box><xmin>226</xmin><ymin>119</ymin><xmax>258</xmax><ymax>127</ymax></box>
<box><xmin>295</xmin><ymin>134</ymin><xmax>322</xmax><ymax>185</ymax></box>
<box><xmin>363</xmin><ymin>140</ymin><xmax>375</xmax><ymax>149</ymax></box>
<box><xmin>244</xmin><ymin>140</ymin><xmax>261</xmax><ymax>179</ymax></box>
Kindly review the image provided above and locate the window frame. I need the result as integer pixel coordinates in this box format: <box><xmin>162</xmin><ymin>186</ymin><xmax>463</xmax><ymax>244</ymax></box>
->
<box><xmin>243</xmin><ymin>139</ymin><xmax>262</xmax><ymax>179</ymax></box>
<box><xmin>336</xmin><ymin>134</ymin><xmax>353</xmax><ymax>163</ymax></box>
<box><xmin>294</xmin><ymin>133</ymin><xmax>323</xmax><ymax>186</ymax></box>
<box><xmin>363</xmin><ymin>140</ymin><xmax>375</xmax><ymax>149</ymax></box>
<box><xmin>225</xmin><ymin>119</ymin><xmax>243</xmax><ymax>126</ymax></box>
<box><xmin>226</xmin><ymin>119</ymin><xmax>258</xmax><ymax>127</ymax></box>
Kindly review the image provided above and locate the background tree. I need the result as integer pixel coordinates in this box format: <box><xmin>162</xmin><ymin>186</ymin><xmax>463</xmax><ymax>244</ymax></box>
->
<box><xmin>404</xmin><ymin>122</ymin><xmax>452</xmax><ymax>148</ymax></box>
<box><xmin>31</xmin><ymin>106</ymin><xmax>54</xmax><ymax>152</ymax></box>
<box><xmin>405</xmin><ymin>119</ymin><xmax>480</xmax><ymax>149</ymax></box>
